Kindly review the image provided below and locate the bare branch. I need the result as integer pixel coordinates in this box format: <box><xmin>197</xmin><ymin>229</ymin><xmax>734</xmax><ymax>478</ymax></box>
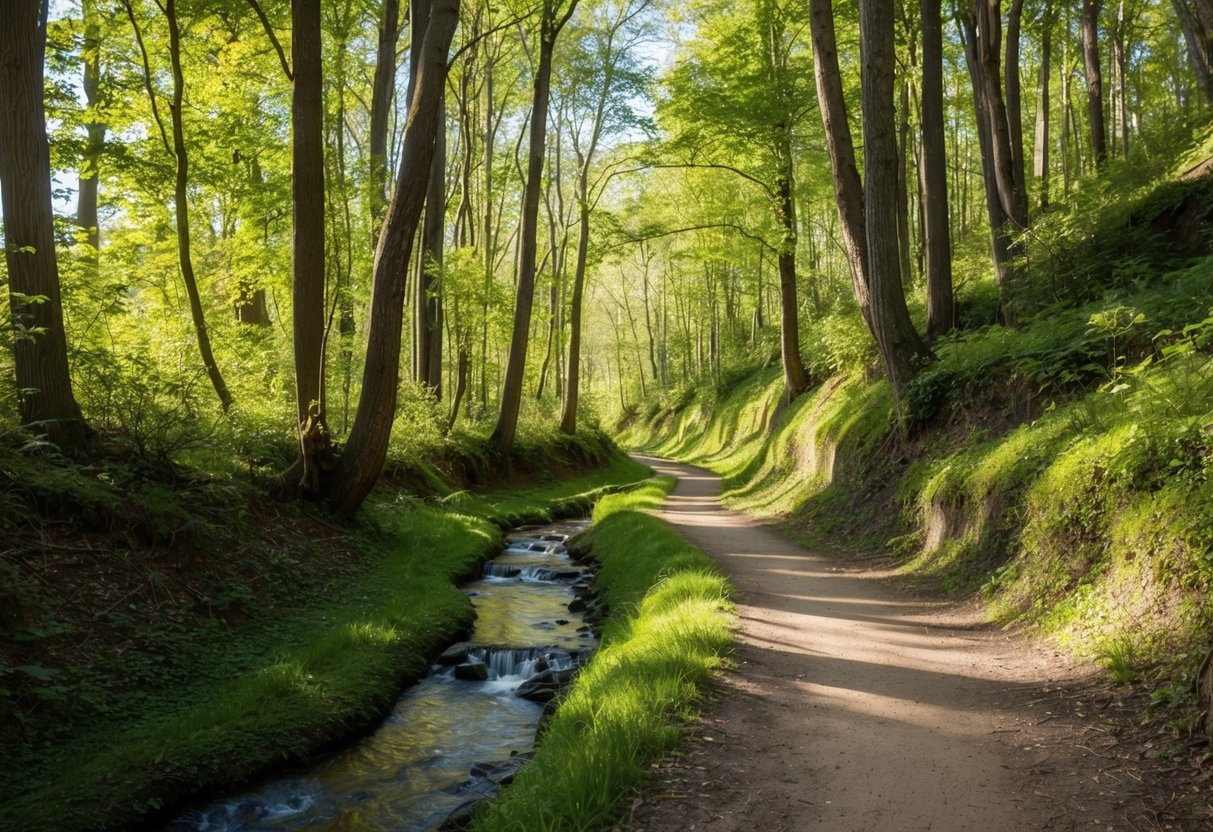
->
<box><xmin>245</xmin><ymin>0</ymin><xmax>293</xmax><ymax>81</ymax></box>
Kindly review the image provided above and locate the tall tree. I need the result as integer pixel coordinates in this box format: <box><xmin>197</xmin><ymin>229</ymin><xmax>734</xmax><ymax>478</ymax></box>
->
<box><xmin>1174</xmin><ymin>0</ymin><xmax>1213</xmax><ymax>105</ymax></box>
<box><xmin>919</xmin><ymin>0</ymin><xmax>954</xmax><ymax>337</ymax></box>
<box><xmin>323</xmin><ymin>0</ymin><xmax>458</xmax><ymax>515</ymax></box>
<box><xmin>0</xmin><ymin>0</ymin><xmax>88</xmax><ymax>448</ymax></box>
<box><xmin>369</xmin><ymin>0</ymin><xmax>401</xmax><ymax>228</ymax></box>
<box><xmin>809</xmin><ymin>0</ymin><xmax>871</xmax><ymax>323</ymax></box>
<box><xmin>660</xmin><ymin>0</ymin><xmax>813</xmax><ymax>402</ymax></box>
<box><xmin>491</xmin><ymin>0</ymin><xmax>580</xmax><ymax>455</ymax></box>
<box><xmin>560</xmin><ymin>0</ymin><xmax>652</xmax><ymax>435</ymax></box>
<box><xmin>290</xmin><ymin>0</ymin><xmax>331</xmax><ymax>494</ymax></box>
<box><xmin>125</xmin><ymin>0</ymin><xmax>233</xmax><ymax>412</ymax></box>
<box><xmin>1081</xmin><ymin>0</ymin><xmax>1108</xmax><ymax>165</ymax></box>
<box><xmin>76</xmin><ymin>0</ymin><xmax>105</xmax><ymax>257</ymax></box>
<box><xmin>859</xmin><ymin>0</ymin><xmax>933</xmax><ymax>400</ymax></box>
<box><xmin>1033</xmin><ymin>2</ymin><xmax>1054</xmax><ymax>211</ymax></box>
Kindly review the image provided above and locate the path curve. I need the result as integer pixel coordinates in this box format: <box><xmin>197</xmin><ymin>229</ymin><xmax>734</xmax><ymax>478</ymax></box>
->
<box><xmin>628</xmin><ymin>455</ymin><xmax>1130</xmax><ymax>832</ymax></box>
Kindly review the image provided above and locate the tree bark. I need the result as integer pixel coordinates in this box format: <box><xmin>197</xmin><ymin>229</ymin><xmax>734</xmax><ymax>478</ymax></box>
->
<box><xmin>920</xmin><ymin>0</ymin><xmax>955</xmax><ymax>338</ymax></box>
<box><xmin>414</xmin><ymin>88</ymin><xmax>445</xmax><ymax>397</ymax></box>
<box><xmin>77</xmin><ymin>0</ymin><xmax>104</xmax><ymax>257</ymax></box>
<box><xmin>164</xmin><ymin>0</ymin><xmax>233</xmax><ymax>413</ymax></box>
<box><xmin>859</xmin><ymin>0</ymin><xmax>933</xmax><ymax>401</ymax></box>
<box><xmin>1033</xmin><ymin>5</ymin><xmax>1052</xmax><ymax>211</ymax></box>
<box><xmin>0</xmin><ymin>0</ymin><xmax>88</xmax><ymax>448</ymax></box>
<box><xmin>1081</xmin><ymin>0</ymin><xmax>1107</xmax><ymax>165</ymax></box>
<box><xmin>1174</xmin><ymin>0</ymin><xmax>1213</xmax><ymax>105</ymax></box>
<box><xmin>323</xmin><ymin>0</ymin><xmax>458</xmax><ymax>515</ymax></box>
<box><xmin>1004</xmin><ymin>0</ymin><xmax>1027</xmax><ymax>216</ymax></box>
<box><xmin>368</xmin><ymin>0</ymin><xmax>400</xmax><ymax>230</ymax></box>
<box><xmin>809</xmin><ymin>0</ymin><xmax>872</xmax><ymax>327</ymax></box>
<box><xmin>492</xmin><ymin>0</ymin><xmax>578</xmax><ymax>455</ymax></box>
<box><xmin>897</xmin><ymin>75</ymin><xmax>914</xmax><ymax>288</ymax></box>
<box><xmin>289</xmin><ymin>0</ymin><xmax>332</xmax><ymax>495</ymax></box>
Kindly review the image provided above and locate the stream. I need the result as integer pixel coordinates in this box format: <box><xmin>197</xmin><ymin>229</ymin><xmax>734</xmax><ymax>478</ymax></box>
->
<box><xmin>167</xmin><ymin>518</ymin><xmax>595</xmax><ymax>832</ymax></box>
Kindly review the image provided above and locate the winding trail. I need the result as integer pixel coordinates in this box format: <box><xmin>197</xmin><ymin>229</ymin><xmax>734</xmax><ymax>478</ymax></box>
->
<box><xmin>629</xmin><ymin>455</ymin><xmax>1134</xmax><ymax>832</ymax></box>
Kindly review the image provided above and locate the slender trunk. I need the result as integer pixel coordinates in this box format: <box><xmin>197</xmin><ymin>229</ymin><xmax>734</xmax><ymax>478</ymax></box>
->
<box><xmin>1112</xmin><ymin>0</ymin><xmax>1129</xmax><ymax>157</ymax></box>
<box><xmin>1081</xmin><ymin>0</ymin><xmax>1107</xmax><ymax>165</ymax></box>
<box><xmin>897</xmin><ymin>74</ymin><xmax>913</xmax><ymax>288</ymax></box>
<box><xmin>415</xmin><ymin>88</ymin><xmax>445</xmax><ymax>396</ymax></box>
<box><xmin>288</xmin><ymin>0</ymin><xmax>331</xmax><ymax>493</ymax></box>
<box><xmin>77</xmin><ymin>0</ymin><xmax>103</xmax><ymax>258</ymax></box>
<box><xmin>1005</xmin><ymin>0</ymin><xmax>1028</xmax><ymax>217</ymax></box>
<box><xmin>1174</xmin><ymin>0</ymin><xmax>1213</xmax><ymax>105</ymax></box>
<box><xmin>1061</xmin><ymin>16</ymin><xmax>1073</xmax><ymax>196</ymax></box>
<box><xmin>492</xmin><ymin>0</ymin><xmax>578</xmax><ymax>454</ymax></box>
<box><xmin>323</xmin><ymin>0</ymin><xmax>458</xmax><ymax>514</ymax></box>
<box><xmin>920</xmin><ymin>0</ymin><xmax>954</xmax><ymax>338</ymax></box>
<box><xmin>560</xmin><ymin>197</ymin><xmax>590</xmax><ymax>433</ymax></box>
<box><xmin>165</xmin><ymin>0</ymin><xmax>233</xmax><ymax>413</ymax></box>
<box><xmin>1034</xmin><ymin>9</ymin><xmax>1052</xmax><ymax>211</ymax></box>
<box><xmin>369</xmin><ymin>0</ymin><xmax>400</xmax><ymax>229</ymax></box>
<box><xmin>809</xmin><ymin>0</ymin><xmax>872</xmax><ymax>326</ymax></box>
<box><xmin>860</xmin><ymin>0</ymin><xmax>933</xmax><ymax>401</ymax></box>
<box><xmin>775</xmin><ymin>173</ymin><xmax>811</xmax><ymax>399</ymax></box>
<box><xmin>0</xmin><ymin>0</ymin><xmax>88</xmax><ymax>448</ymax></box>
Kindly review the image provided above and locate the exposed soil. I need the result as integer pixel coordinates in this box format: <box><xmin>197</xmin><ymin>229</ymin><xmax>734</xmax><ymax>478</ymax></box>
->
<box><xmin>627</xmin><ymin>456</ymin><xmax>1212</xmax><ymax>832</ymax></box>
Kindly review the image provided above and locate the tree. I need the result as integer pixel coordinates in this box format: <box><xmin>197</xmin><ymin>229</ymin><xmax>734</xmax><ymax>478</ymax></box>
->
<box><xmin>1174</xmin><ymin>0</ymin><xmax>1213</xmax><ymax>105</ymax></box>
<box><xmin>369</xmin><ymin>0</ymin><xmax>401</xmax><ymax>228</ymax></box>
<box><xmin>290</xmin><ymin>0</ymin><xmax>332</xmax><ymax>495</ymax></box>
<box><xmin>0</xmin><ymin>0</ymin><xmax>88</xmax><ymax>448</ymax></box>
<box><xmin>491</xmin><ymin>0</ymin><xmax>581</xmax><ymax>455</ymax></box>
<box><xmin>76</xmin><ymin>0</ymin><xmax>105</xmax><ymax>258</ymax></box>
<box><xmin>919</xmin><ymin>0</ymin><xmax>954</xmax><ymax>337</ymax></box>
<box><xmin>558</xmin><ymin>0</ymin><xmax>652</xmax><ymax>435</ymax></box>
<box><xmin>124</xmin><ymin>0</ymin><xmax>234</xmax><ymax>412</ymax></box>
<box><xmin>809</xmin><ymin>0</ymin><xmax>872</xmax><ymax>327</ymax></box>
<box><xmin>859</xmin><ymin>0</ymin><xmax>933</xmax><ymax>400</ymax></box>
<box><xmin>659</xmin><ymin>0</ymin><xmax>813</xmax><ymax>402</ymax></box>
<box><xmin>323</xmin><ymin>0</ymin><xmax>459</xmax><ymax>515</ymax></box>
<box><xmin>1082</xmin><ymin>0</ymin><xmax>1107</xmax><ymax>165</ymax></box>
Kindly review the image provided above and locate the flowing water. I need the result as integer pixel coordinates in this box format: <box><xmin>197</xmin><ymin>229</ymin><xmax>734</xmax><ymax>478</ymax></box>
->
<box><xmin>167</xmin><ymin>519</ymin><xmax>594</xmax><ymax>832</ymax></box>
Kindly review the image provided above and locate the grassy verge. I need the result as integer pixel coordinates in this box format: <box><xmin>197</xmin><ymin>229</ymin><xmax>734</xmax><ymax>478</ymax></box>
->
<box><xmin>471</xmin><ymin>477</ymin><xmax>735</xmax><ymax>832</ymax></box>
<box><xmin>0</xmin><ymin>454</ymin><xmax>650</xmax><ymax>832</ymax></box>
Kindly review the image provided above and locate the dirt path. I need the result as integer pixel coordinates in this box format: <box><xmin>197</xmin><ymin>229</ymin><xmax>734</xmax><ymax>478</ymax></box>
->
<box><xmin>628</xmin><ymin>455</ymin><xmax>1186</xmax><ymax>832</ymax></box>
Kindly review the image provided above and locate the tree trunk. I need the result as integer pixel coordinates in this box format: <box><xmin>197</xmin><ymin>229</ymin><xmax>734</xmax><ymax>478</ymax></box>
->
<box><xmin>415</xmin><ymin>88</ymin><xmax>445</xmax><ymax>397</ymax></box>
<box><xmin>920</xmin><ymin>0</ymin><xmax>954</xmax><ymax>338</ymax></box>
<box><xmin>1174</xmin><ymin>0</ymin><xmax>1213</xmax><ymax>105</ymax></box>
<box><xmin>1081</xmin><ymin>0</ymin><xmax>1107</xmax><ymax>165</ymax></box>
<box><xmin>0</xmin><ymin>0</ymin><xmax>88</xmax><ymax>448</ymax></box>
<box><xmin>491</xmin><ymin>0</ymin><xmax>578</xmax><ymax>455</ymax></box>
<box><xmin>896</xmin><ymin>75</ymin><xmax>914</xmax><ymax>288</ymax></box>
<box><xmin>289</xmin><ymin>0</ymin><xmax>331</xmax><ymax>494</ymax></box>
<box><xmin>323</xmin><ymin>0</ymin><xmax>458</xmax><ymax>515</ymax></box>
<box><xmin>164</xmin><ymin>0</ymin><xmax>233</xmax><ymax>413</ymax></box>
<box><xmin>775</xmin><ymin>172</ymin><xmax>811</xmax><ymax>400</ymax></box>
<box><xmin>1033</xmin><ymin>7</ymin><xmax>1052</xmax><ymax>211</ymax></box>
<box><xmin>959</xmin><ymin>4</ymin><xmax>1017</xmax><ymax>299</ymax></box>
<box><xmin>369</xmin><ymin>0</ymin><xmax>400</xmax><ymax>230</ymax></box>
<box><xmin>809</xmin><ymin>0</ymin><xmax>872</xmax><ymax>327</ymax></box>
<box><xmin>560</xmin><ymin>198</ymin><xmax>590</xmax><ymax>433</ymax></box>
<box><xmin>859</xmin><ymin>0</ymin><xmax>933</xmax><ymax>401</ymax></box>
<box><xmin>77</xmin><ymin>0</ymin><xmax>103</xmax><ymax>258</ymax></box>
<box><xmin>1005</xmin><ymin>0</ymin><xmax>1028</xmax><ymax>217</ymax></box>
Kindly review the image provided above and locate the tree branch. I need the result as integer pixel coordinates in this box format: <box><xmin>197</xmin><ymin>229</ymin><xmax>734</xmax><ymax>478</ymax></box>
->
<box><xmin>245</xmin><ymin>0</ymin><xmax>293</xmax><ymax>81</ymax></box>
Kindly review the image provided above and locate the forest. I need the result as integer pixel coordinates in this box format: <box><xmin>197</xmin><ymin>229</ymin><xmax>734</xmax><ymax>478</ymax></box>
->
<box><xmin>2</xmin><ymin>0</ymin><xmax>1213</xmax><ymax>828</ymax></box>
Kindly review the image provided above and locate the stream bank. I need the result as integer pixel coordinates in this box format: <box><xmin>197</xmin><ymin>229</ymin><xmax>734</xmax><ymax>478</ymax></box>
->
<box><xmin>1</xmin><ymin>456</ymin><xmax>650</xmax><ymax>832</ymax></box>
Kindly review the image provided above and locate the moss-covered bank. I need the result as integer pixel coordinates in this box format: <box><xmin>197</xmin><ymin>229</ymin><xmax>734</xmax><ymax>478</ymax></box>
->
<box><xmin>472</xmin><ymin>478</ymin><xmax>735</xmax><ymax>832</ymax></box>
<box><xmin>0</xmin><ymin>449</ymin><xmax>649</xmax><ymax>832</ymax></box>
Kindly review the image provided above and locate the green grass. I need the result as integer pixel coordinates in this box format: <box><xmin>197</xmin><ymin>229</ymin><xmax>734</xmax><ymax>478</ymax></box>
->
<box><xmin>0</xmin><ymin>454</ymin><xmax>651</xmax><ymax>832</ymax></box>
<box><xmin>471</xmin><ymin>478</ymin><xmax>735</xmax><ymax>832</ymax></box>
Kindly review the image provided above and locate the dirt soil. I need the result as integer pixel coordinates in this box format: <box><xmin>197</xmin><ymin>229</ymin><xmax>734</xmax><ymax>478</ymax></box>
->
<box><xmin>627</xmin><ymin>456</ymin><xmax>1212</xmax><ymax>832</ymax></box>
